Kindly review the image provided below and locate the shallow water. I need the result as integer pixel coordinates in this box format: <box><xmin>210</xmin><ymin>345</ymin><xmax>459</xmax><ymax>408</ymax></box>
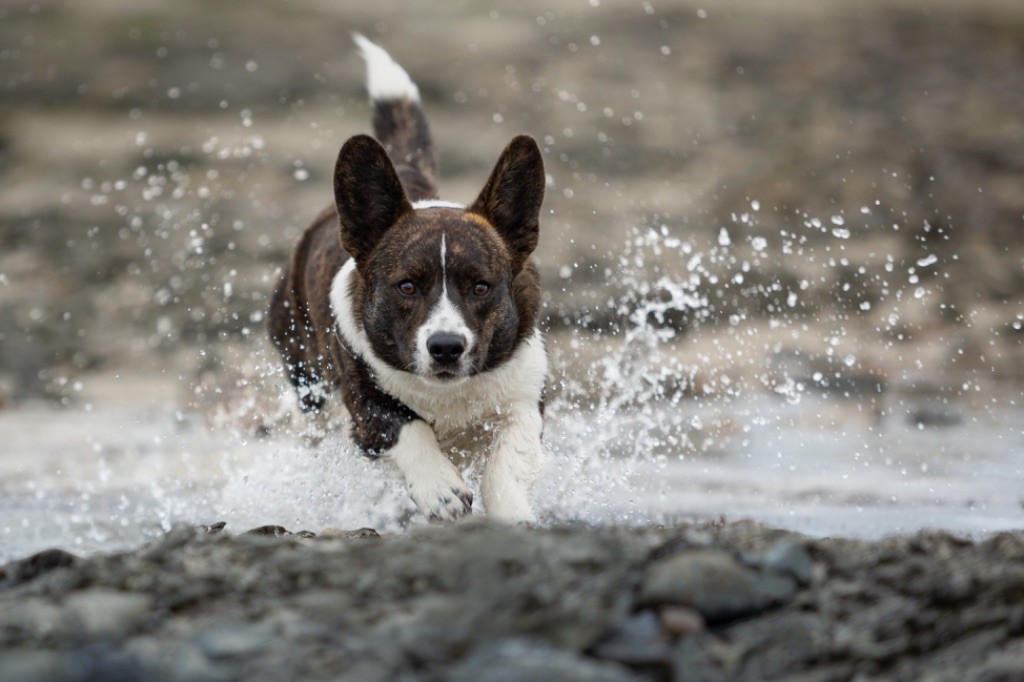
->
<box><xmin>2</xmin><ymin>385</ymin><xmax>1021</xmax><ymax>562</ymax></box>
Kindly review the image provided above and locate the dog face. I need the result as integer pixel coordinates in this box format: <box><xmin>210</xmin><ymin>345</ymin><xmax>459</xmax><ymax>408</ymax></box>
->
<box><xmin>334</xmin><ymin>135</ymin><xmax>545</xmax><ymax>382</ymax></box>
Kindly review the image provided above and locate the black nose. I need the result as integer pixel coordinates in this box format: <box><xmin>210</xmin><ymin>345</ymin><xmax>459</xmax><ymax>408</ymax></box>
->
<box><xmin>427</xmin><ymin>332</ymin><xmax>466</xmax><ymax>365</ymax></box>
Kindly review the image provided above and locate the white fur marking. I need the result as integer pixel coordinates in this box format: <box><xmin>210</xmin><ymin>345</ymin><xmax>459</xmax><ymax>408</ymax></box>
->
<box><xmin>330</xmin><ymin>260</ymin><xmax>546</xmax><ymax>433</ymax></box>
<box><xmin>412</xmin><ymin>236</ymin><xmax>475</xmax><ymax>376</ymax></box>
<box><xmin>412</xmin><ymin>199</ymin><xmax>465</xmax><ymax>210</ymax></box>
<box><xmin>352</xmin><ymin>33</ymin><xmax>420</xmax><ymax>102</ymax></box>
<box><xmin>482</xmin><ymin>402</ymin><xmax>544</xmax><ymax>523</ymax></box>
<box><xmin>330</xmin><ymin>260</ymin><xmax>547</xmax><ymax>522</ymax></box>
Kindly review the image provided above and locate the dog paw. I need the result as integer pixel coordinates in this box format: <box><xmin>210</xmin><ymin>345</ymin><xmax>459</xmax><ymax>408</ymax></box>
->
<box><xmin>486</xmin><ymin>500</ymin><xmax>537</xmax><ymax>525</ymax></box>
<box><xmin>409</xmin><ymin>476</ymin><xmax>473</xmax><ymax>522</ymax></box>
<box><xmin>427</xmin><ymin>487</ymin><xmax>474</xmax><ymax>523</ymax></box>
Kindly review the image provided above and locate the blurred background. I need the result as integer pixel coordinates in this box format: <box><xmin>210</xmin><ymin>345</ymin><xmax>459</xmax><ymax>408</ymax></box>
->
<box><xmin>1</xmin><ymin>0</ymin><xmax>1022</xmax><ymax>556</ymax></box>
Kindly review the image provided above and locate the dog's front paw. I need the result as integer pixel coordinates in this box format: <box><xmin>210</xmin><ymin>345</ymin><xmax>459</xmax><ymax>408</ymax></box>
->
<box><xmin>409</xmin><ymin>473</ymin><xmax>473</xmax><ymax>522</ymax></box>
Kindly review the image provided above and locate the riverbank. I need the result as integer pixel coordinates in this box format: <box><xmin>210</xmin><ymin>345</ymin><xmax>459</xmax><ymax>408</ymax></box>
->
<box><xmin>2</xmin><ymin>520</ymin><xmax>1023</xmax><ymax>681</ymax></box>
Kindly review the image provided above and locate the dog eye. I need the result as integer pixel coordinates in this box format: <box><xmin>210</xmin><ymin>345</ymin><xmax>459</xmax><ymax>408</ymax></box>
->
<box><xmin>471</xmin><ymin>282</ymin><xmax>490</xmax><ymax>297</ymax></box>
<box><xmin>397</xmin><ymin>281</ymin><xmax>417</xmax><ymax>296</ymax></box>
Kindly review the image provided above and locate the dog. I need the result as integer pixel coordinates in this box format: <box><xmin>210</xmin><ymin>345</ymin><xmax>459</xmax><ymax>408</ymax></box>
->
<box><xmin>268</xmin><ymin>35</ymin><xmax>547</xmax><ymax>523</ymax></box>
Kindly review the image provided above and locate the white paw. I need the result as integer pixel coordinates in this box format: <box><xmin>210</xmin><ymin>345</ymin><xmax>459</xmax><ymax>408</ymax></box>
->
<box><xmin>483</xmin><ymin>487</ymin><xmax>537</xmax><ymax>524</ymax></box>
<box><xmin>408</xmin><ymin>468</ymin><xmax>473</xmax><ymax>522</ymax></box>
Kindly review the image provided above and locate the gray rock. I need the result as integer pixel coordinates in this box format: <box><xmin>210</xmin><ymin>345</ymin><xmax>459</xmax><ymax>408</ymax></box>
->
<box><xmin>451</xmin><ymin>639</ymin><xmax>640</xmax><ymax>682</ymax></box>
<box><xmin>672</xmin><ymin>635</ymin><xmax>727</xmax><ymax>682</ymax></box>
<box><xmin>757</xmin><ymin>539</ymin><xmax>815</xmax><ymax>585</ymax></box>
<box><xmin>659</xmin><ymin>606</ymin><xmax>706</xmax><ymax>637</ymax></box>
<box><xmin>0</xmin><ymin>547</ymin><xmax>79</xmax><ymax>587</ymax></box>
<box><xmin>592</xmin><ymin>611</ymin><xmax>671</xmax><ymax>665</ymax></box>
<box><xmin>727</xmin><ymin>612</ymin><xmax>830</xmax><ymax>678</ymax></box>
<box><xmin>639</xmin><ymin>549</ymin><xmax>792</xmax><ymax>624</ymax></box>
<box><xmin>318</xmin><ymin>527</ymin><xmax>381</xmax><ymax>540</ymax></box>
<box><xmin>196</xmin><ymin>621</ymin><xmax>278</xmax><ymax>659</ymax></box>
<box><xmin>64</xmin><ymin>588</ymin><xmax>153</xmax><ymax>638</ymax></box>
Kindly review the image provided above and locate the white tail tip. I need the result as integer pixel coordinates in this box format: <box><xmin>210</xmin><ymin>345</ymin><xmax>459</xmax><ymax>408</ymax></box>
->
<box><xmin>352</xmin><ymin>33</ymin><xmax>420</xmax><ymax>103</ymax></box>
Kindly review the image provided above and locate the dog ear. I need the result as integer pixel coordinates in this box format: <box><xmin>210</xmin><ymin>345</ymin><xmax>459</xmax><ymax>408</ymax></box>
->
<box><xmin>334</xmin><ymin>134</ymin><xmax>413</xmax><ymax>262</ymax></box>
<box><xmin>468</xmin><ymin>135</ymin><xmax>545</xmax><ymax>271</ymax></box>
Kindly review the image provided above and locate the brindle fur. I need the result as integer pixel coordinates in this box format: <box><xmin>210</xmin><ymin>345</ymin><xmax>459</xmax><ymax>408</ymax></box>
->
<box><xmin>268</xmin><ymin>93</ymin><xmax>545</xmax><ymax>459</ymax></box>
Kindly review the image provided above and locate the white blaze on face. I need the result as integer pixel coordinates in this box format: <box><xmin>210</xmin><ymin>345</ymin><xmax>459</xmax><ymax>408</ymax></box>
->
<box><xmin>414</xmin><ymin>234</ymin><xmax>476</xmax><ymax>376</ymax></box>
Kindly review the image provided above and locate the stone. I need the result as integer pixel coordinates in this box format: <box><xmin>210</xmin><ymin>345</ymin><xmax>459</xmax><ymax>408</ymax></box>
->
<box><xmin>450</xmin><ymin>638</ymin><xmax>641</xmax><ymax>682</ymax></box>
<box><xmin>659</xmin><ymin>606</ymin><xmax>706</xmax><ymax>637</ymax></box>
<box><xmin>318</xmin><ymin>527</ymin><xmax>381</xmax><ymax>540</ymax></box>
<box><xmin>64</xmin><ymin>588</ymin><xmax>153</xmax><ymax>639</ymax></box>
<box><xmin>197</xmin><ymin>621</ymin><xmax>278</xmax><ymax>659</ymax></box>
<box><xmin>592</xmin><ymin>611</ymin><xmax>672</xmax><ymax>665</ymax></box>
<box><xmin>0</xmin><ymin>547</ymin><xmax>79</xmax><ymax>587</ymax></box>
<box><xmin>639</xmin><ymin>549</ymin><xmax>792</xmax><ymax>624</ymax></box>
<box><xmin>672</xmin><ymin>635</ymin><xmax>726</xmax><ymax>682</ymax></box>
<box><xmin>758</xmin><ymin>539</ymin><xmax>815</xmax><ymax>585</ymax></box>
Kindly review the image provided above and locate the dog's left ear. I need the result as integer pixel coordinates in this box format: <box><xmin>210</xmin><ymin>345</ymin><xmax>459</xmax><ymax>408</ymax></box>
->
<box><xmin>468</xmin><ymin>135</ymin><xmax>545</xmax><ymax>271</ymax></box>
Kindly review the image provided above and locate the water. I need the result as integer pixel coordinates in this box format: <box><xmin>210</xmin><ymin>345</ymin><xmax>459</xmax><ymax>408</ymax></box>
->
<box><xmin>2</xmin><ymin>220</ymin><xmax>1022</xmax><ymax>562</ymax></box>
<box><xmin>1</xmin><ymin>383</ymin><xmax>1021</xmax><ymax>562</ymax></box>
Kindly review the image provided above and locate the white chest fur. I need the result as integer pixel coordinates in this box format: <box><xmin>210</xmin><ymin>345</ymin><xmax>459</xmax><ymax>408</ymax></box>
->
<box><xmin>329</xmin><ymin>259</ymin><xmax>547</xmax><ymax>436</ymax></box>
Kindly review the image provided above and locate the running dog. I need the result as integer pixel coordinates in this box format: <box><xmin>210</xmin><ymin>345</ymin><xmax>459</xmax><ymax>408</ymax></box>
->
<box><xmin>268</xmin><ymin>36</ymin><xmax>547</xmax><ymax>523</ymax></box>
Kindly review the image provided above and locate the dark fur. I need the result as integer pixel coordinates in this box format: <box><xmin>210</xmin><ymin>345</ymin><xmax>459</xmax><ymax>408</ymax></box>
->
<box><xmin>268</xmin><ymin>89</ymin><xmax>545</xmax><ymax>458</ymax></box>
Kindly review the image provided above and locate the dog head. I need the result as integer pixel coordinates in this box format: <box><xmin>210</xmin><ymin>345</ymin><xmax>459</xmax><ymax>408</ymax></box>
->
<box><xmin>334</xmin><ymin>134</ymin><xmax>545</xmax><ymax>383</ymax></box>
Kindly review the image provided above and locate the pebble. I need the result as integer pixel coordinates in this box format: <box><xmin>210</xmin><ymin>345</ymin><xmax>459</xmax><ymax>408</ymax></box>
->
<box><xmin>659</xmin><ymin>606</ymin><xmax>706</xmax><ymax>636</ymax></box>
<box><xmin>639</xmin><ymin>549</ymin><xmax>794</xmax><ymax>624</ymax></box>
<box><xmin>64</xmin><ymin>588</ymin><xmax>153</xmax><ymax>638</ymax></box>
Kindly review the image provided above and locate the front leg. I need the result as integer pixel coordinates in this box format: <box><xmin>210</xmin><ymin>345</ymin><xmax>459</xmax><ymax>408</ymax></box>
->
<box><xmin>482</xmin><ymin>402</ymin><xmax>544</xmax><ymax>523</ymax></box>
<box><xmin>387</xmin><ymin>420</ymin><xmax>473</xmax><ymax>521</ymax></box>
<box><xmin>343</xmin><ymin>359</ymin><xmax>472</xmax><ymax>522</ymax></box>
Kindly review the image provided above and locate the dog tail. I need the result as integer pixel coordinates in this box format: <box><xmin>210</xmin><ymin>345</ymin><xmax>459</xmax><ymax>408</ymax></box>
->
<box><xmin>353</xmin><ymin>34</ymin><xmax>439</xmax><ymax>202</ymax></box>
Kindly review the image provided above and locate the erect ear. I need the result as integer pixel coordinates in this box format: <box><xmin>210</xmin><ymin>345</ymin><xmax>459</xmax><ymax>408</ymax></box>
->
<box><xmin>334</xmin><ymin>134</ymin><xmax>413</xmax><ymax>263</ymax></box>
<box><xmin>468</xmin><ymin>135</ymin><xmax>545</xmax><ymax>271</ymax></box>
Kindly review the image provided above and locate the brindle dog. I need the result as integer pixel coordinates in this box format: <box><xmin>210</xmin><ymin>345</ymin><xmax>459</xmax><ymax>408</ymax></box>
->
<box><xmin>268</xmin><ymin>36</ymin><xmax>547</xmax><ymax>522</ymax></box>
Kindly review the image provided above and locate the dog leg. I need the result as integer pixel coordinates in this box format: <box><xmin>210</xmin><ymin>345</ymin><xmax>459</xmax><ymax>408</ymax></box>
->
<box><xmin>387</xmin><ymin>420</ymin><xmax>473</xmax><ymax>522</ymax></box>
<box><xmin>482</xmin><ymin>402</ymin><xmax>543</xmax><ymax>523</ymax></box>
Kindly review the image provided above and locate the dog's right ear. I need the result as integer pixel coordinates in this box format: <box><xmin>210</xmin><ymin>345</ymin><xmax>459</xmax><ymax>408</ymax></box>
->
<box><xmin>334</xmin><ymin>134</ymin><xmax>413</xmax><ymax>263</ymax></box>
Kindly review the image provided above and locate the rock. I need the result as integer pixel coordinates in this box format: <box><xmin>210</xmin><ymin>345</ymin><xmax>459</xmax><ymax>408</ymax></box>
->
<box><xmin>451</xmin><ymin>639</ymin><xmax>641</xmax><ymax>682</ymax></box>
<box><xmin>0</xmin><ymin>547</ymin><xmax>79</xmax><ymax>587</ymax></box>
<box><xmin>199</xmin><ymin>522</ymin><xmax>227</xmax><ymax>534</ymax></box>
<box><xmin>592</xmin><ymin>611</ymin><xmax>672</xmax><ymax>666</ymax></box>
<box><xmin>672</xmin><ymin>635</ymin><xmax>726</xmax><ymax>682</ymax></box>
<box><xmin>244</xmin><ymin>525</ymin><xmax>292</xmax><ymax>537</ymax></box>
<box><xmin>0</xmin><ymin>521</ymin><xmax>1022</xmax><ymax>680</ymax></box>
<box><xmin>659</xmin><ymin>606</ymin><xmax>706</xmax><ymax>637</ymax></box>
<box><xmin>756</xmin><ymin>539</ymin><xmax>815</xmax><ymax>585</ymax></box>
<box><xmin>727</xmin><ymin>612</ymin><xmax>830</xmax><ymax>678</ymax></box>
<box><xmin>318</xmin><ymin>527</ymin><xmax>380</xmax><ymax>540</ymax></box>
<box><xmin>64</xmin><ymin>588</ymin><xmax>153</xmax><ymax>638</ymax></box>
<box><xmin>639</xmin><ymin>549</ymin><xmax>794</xmax><ymax>624</ymax></box>
<box><xmin>196</xmin><ymin>621</ymin><xmax>278</xmax><ymax>659</ymax></box>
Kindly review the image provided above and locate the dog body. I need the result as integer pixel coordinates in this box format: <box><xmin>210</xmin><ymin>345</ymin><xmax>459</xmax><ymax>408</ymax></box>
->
<box><xmin>268</xmin><ymin>36</ymin><xmax>547</xmax><ymax>523</ymax></box>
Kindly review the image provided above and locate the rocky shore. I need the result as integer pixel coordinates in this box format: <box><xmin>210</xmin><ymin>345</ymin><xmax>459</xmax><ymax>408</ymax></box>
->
<box><xmin>2</xmin><ymin>520</ymin><xmax>1023</xmax><ymax>681</ymax></box>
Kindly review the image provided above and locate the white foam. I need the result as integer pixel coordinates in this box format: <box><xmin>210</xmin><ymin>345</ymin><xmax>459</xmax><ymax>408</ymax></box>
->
<box><xmin>352</xmin><ymin>33</ymin><xmax>420</xmax><ymax>102</ymax></box>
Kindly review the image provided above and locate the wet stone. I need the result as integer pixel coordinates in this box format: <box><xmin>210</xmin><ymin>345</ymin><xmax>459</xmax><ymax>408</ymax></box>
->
<box><xmin>592</xmin><ymin>611</ymin><xmax>672</xmax><ymax>666</ymax></box>
<box><xmin>0</xmin><ymin>547</ymin><xmax>79</xmax><ymax>587</ymax></box>
<box><xmin>640</xmin><ymin>549</ymin><xmax>793</xmax><ymax>624</ymax></box>
<box><xmin>659</xmin><ymin>606</ymin><xmax>706</xmax><ymax>637</ymax></box>
<box><xmin>450</xmin><ymin>638</ymin><xmax>641</xmax><ymax>682</ymax></box>
<box><xmin>672</xmin><ymin>635</ymin><xmax>727</xmax><ymax>682</ymax></box>
<box><xmin>196</xmin><ymin>621</ymin><xmax>278</xmax><ymax>659</ymax></box>
<box><xmin>756</xmin><ymin>539</ymin><xmax>815</xmax><ymax>585</ymax></box>
<box><xmin>727</xmin><ymin>612</ymin><xmax>831</xmax><ymax>678</ymax></box>
<box><xmin>244</xmin><ymin>525</ymin><xmax>292</xmax><ymax>537</ymax></box>
<box><xmin>319</xmin><ymin>527</ymin><xmax>381</xmax><ymax>540</ymax></box>
<box><xmin>64</xmin><ymin>588</ymin><xmax>153</xmax><ymax>638</ymax></box>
